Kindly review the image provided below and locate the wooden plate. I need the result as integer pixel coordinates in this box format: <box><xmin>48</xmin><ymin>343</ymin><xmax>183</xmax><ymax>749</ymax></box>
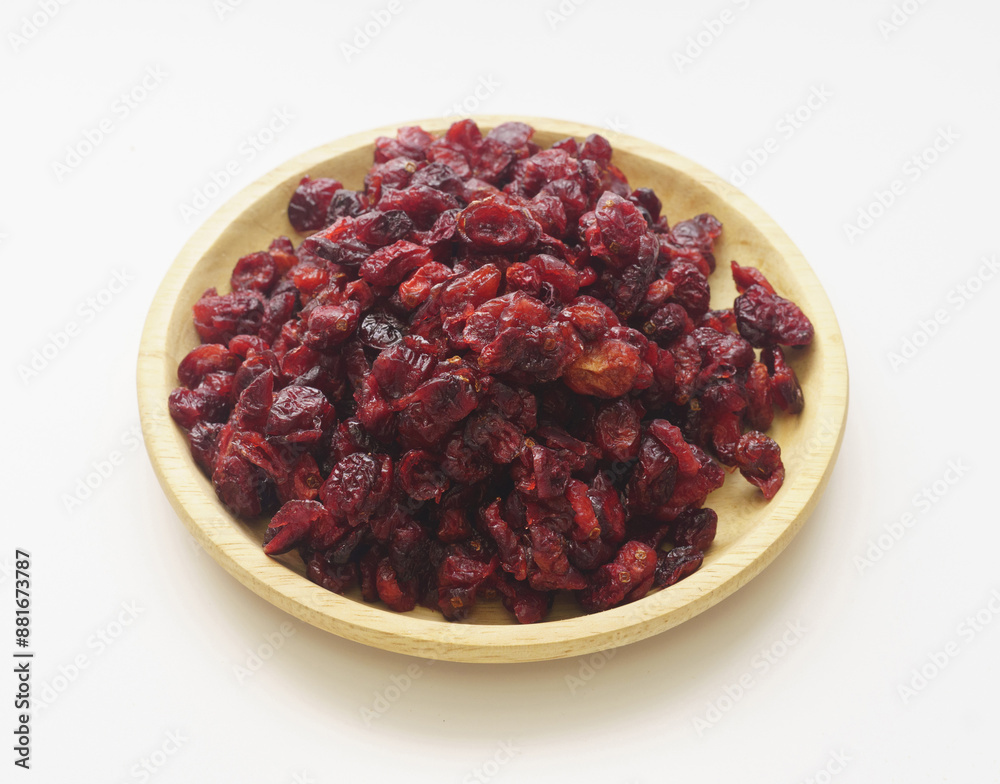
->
<box><xmin>137</xmin><ymin>116</ymin><xmax>848</xmax><ymax>663</ymax></box>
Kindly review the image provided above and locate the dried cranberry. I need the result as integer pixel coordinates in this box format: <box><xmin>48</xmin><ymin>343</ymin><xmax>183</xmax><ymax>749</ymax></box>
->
<box><xmin>654</xmin><ymin>546</ymin><xmax>704</xmax><ymax>587</ymax></box>
<box><xmin>288</xmin><ymin>176</ymin><xmax>343</xmax><ymax>233</ymax></box>
<box><xmin>173</xmin><ymin>120</ymin><xmax>814</xmax><ymax>623</ymax></box>
<box><xmin>735</xmin><ymin>285</ymin><xmax>814</xmax><ymax>347</ymax></box>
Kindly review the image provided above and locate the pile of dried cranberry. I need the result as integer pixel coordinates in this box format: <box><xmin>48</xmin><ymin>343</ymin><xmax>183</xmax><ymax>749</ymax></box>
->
<box><xmin>169</xmin><ymin>120</ymin><xmax>813</xmax><ymax>623</ymax></box>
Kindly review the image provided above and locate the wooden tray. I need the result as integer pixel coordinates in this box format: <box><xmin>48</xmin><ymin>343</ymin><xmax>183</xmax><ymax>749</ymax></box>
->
<box><xmin>137</xmin><ymin>116</ymin><xmax>848</xmax><ymax>663</ymax></box>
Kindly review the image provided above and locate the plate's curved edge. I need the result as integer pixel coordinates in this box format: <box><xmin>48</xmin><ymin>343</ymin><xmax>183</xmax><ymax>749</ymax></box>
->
<box><xmin>137</xmin><ymin>116</ymin><xmax>849</xmax><ymax>664</ymax></box>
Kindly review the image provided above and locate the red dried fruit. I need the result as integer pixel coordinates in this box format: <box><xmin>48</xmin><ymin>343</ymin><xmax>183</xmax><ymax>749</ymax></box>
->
<box><xmin>263</xmin><ymin>500</ymin><xmax>334</xmax><ymax>555</ymax></box>
<box><xmin>173</xmin><ymin>120</ymin><xmax>813</xmax><ymax>623</ymax></box>
<box><xmin>300</xmin><ymin>218</ymin><xmax>372</xmax><ymax>266</ymax></box>
<box><xmin>590</xmin><ymin>192</ymin><xmax>653</xmax><ymax>268</ymax></box>
<box><xmin>264</xmin><ymin>386</ymin><xmax>334</xmax><ymax>445</ymax></box>
<box><xmin>320</xmin><ymin>452</ymin><xmax>393</xmax><ymax>526</ymax></box>
<box><xmin>762</xmin><ymin>345</ymin><xmax>804</xmax><ymax>414</ymax></box>
<box><xmin>398</xmin><ymin>449</ymin><xmax>449</xmax><ymax>501</ymax></box>
<box><xmin>378</xmin><ymin>185</ymin><xmax>460</xmax><ymax>230</ymax></box>
<box><xmin>457</xmin><ymin>194</ymin><xmax>542</xmax><ymax>251</ymax></box>
<box><xmin>303</xmin><ymin>301</ymin><xmax>361</xmax><ymax>349</ymax></box>
<box><xmin>360</xmin><ymin>240</ymin><xmax>432</xmax><ymax>287</ymax></box>
<box><xmin>579</xmin><ymin>541</ymin><xmax>656</xmax><ymax>612</ymax></box>
<box><xmin>593</xmin><ymin>398</ymin><xmax>643</xmax><ymax>461</ymax></box>
<box><xmin>654</xmin><ymin>546</ymin><xmax>704</xmax><ymax>587</ymax></box>
<box><xmin>193</xmin><ymin>288</ymin><xmax>263</xmax><ymax>344</ymax></box>
<box><xmin>730</xmin><ymin>260</ymin><xmax>775</xmax><ymax>294</ymax></box>
<box><xmin>672</xmin><ymin>507</ymin><xmax>718</xmax><ymax>551</ymax></box>
<box><xmin>563</xmin><ymin>339</ymin><xmax>641</xmax><ymax>398</ymax></box>
<box><xmin>177</xmin><ymin>344</ymin><xmax>239</xmax><ymax>389</ymax></box>
<box><xmin>288</xmin><ymin>176</ymin><xmax>343</xmax><ymax>233</ymax></box>
<box><xmin>734</xmin><ymin>431</ymin><xmax>785</xmax><ymax>499</ymax></box>
<box><xmin>745</xmin><ymin>361</ymin><xmax>775</xmax><ymax>430</ymax></box>
<box><xmin>231</xmin><ymin>252</ymin><xmax>278</xmax><ymax>294</ymax></box>
<box><xmin>735</xmin><ymin>285</ymin><xmax>814</xmax><ymax>347</ymax></box>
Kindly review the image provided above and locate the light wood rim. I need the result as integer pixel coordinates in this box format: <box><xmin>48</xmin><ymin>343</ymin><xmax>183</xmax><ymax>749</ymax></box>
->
<box><xmin>137</xmin><ymin>116</ymin><xmax>848</xmax><ymax>663</ymax></box>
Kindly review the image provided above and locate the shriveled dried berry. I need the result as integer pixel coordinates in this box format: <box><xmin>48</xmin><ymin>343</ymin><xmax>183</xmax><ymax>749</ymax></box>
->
<box><xmin>735</xmin><ymin>285</ymin><xmax>814</xmax><ymax>348</ymax></box>
<box><xmin>172</xmin><ymin>119</ymin><xmax>813</xmax><ymax>623</ymax></box>
<box><xmin>288</xmin><ymin>176</ymin><xmax>343</xmax><ymax>233</ymax></box>
<box><xmin>563</xmin><ymin>339</ymin><xmax>641</xmax><ymax>398</ymax></box>
<box><xmin>654</xmin><ymin>546</ymin><xmax>704</xmax><ymax>587</ymax></box>
<box><xmin>458</xmin><ymin>194</ymin><xmax>542</xmax><ymax>251</ymax></box>
<box><xmin>734</xmin><ymin>431</ymin><xmax>785</xmax><ymax>499</ymax></box>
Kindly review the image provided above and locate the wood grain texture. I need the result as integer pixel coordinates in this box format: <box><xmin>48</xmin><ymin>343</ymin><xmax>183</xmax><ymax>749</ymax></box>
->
<box><xmin>137</xmin><ymin>116</ymin><xmax>849</xmax><ymax>663</ymax></box>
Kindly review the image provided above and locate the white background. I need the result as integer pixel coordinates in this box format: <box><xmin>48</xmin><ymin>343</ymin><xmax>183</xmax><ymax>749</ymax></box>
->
<box><xmin>3</xmin><ymin>0</ymin><xmax>998</xmax><ymax>781</ymax></box>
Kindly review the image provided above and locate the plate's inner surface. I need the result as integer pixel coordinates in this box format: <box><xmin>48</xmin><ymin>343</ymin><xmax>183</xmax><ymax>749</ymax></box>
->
<box><xmin>160</xmin><ymin>126</ymin><xmax>828</xmax><ymax>627</ymax></box>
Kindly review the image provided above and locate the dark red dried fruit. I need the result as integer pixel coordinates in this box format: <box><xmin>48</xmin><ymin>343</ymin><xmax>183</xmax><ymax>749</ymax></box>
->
<box><xmin>193</xmin><ymin>288</ymin><xmax>263</xmax><ymax>344</ymax></box>
<box><xmin>320</xmin><ymin>452</ymin><xmax>393</xmax><ymax>526</ymax></box>
<box><xmin>734</xmin><ymin>431</ymin><xmax>785</xmax><ymax>499</ymax></box>
<box><xmin>735</xmin><ymin>285</ymin><xmax>814</xmax><ymax>348</ymax></box>
<box><xmin>263</xmin><ymin>500</ymin><xmax>334</xmax><ymax>555</ymax></box>
<box><xmin>563</xmin><ymin>339</ymin><xmax>641</xmax><ymax>398</ymax></box>
<box><xmin>579</xmin><ymin>541</ymin><xmax>656</xmax><ymax>612</ymax></box>
<box><xmin>654</xmin><ymin>546</ymin><xmax>704</xmax><ymax>587</ymax></box>
<box><xmin>288</xmin><ymin>176</ymin><xmax>343</xmax><ymax>233</ymax></box>
<box><xmin>172</xmin><ymin>119</ymin><xmax>813</xmax><ymax>623</ymax></box>
<box><xmin>672</xmin><ymin>507</ymin><xmax>718</xmax><ymax>551</ymax></box>
<box><xmin>457</xmin><ymin>194</ymin><xmax>542</xmax><ymax>251</ymax></box>
<box><xmin>177</xmin><ymin>344</ymin><xmax>239</xmax><ymax>388</ymax></box>
<box><xmin>762</xmin><ymin>345</ymin><xmax>804</xmax><ymax>414</ymax></box>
